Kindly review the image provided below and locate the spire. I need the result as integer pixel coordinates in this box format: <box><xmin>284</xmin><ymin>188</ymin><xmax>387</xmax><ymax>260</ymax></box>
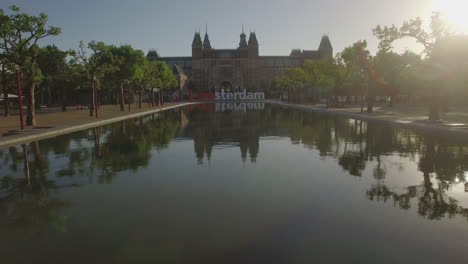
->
<box><xmin>239</xmin><ymin>25</ymin><xmax>248</xmax><ymax>49</ymax></box>
<box><xmin>192</xmin><ymin>32</ymin><xmax>202</xmax><ymax>48</ymax></box>
<box><xmin>203</xmin><ymin>25</ymin><xmax>212</xmax><ymax>50</ymax></box>
<box><xmin>248</xmin><ymin>32</ymin><xmax>258</xmax><ymax>47</ymax></box>
<box><xmin>319</xmin><ymin>34</ymin><xmax>333</xmax><ymax>50</ymax></box>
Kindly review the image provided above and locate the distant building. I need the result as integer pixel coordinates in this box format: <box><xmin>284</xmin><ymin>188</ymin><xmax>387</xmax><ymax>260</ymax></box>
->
<box><xmin>147</xmin><ymin>30</ymin><xmax>333</xmax><ymax>93</ymax></box>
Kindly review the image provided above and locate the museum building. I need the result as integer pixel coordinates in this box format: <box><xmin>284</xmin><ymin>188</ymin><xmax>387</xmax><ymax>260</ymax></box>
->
<box><xmin>147</xmin><ymin>30</ymin><xmax>333</xmax><ymax>93</ymax></box>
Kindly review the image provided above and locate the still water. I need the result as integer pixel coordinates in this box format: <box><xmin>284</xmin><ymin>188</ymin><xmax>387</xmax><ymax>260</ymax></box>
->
<box><xmin>1</xmin><ymin>103</ymin><xmax>468</xmax><ymax>263</ymax></box>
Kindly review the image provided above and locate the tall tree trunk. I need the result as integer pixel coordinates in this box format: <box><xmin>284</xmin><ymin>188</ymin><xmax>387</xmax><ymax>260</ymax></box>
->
<box><xmin>151</xmin><ymin>88</ymin><xmax>155</xmax><ymax>107</ymax></box>
<box><xmin>366</xmin><ymin>81</ymin><xmax>374</xmax><ymax>113</ymax></box>
<box><xmin>26</xmin><ymin>72</ymin><xmax>36</xmax><ymax>127</ymax></box>
<box><xmin>2</xmin><ymin>90</ymin><xmax>8</xmax><ymax>117</ymax></box>
<box><xmin>94</xmin><ymin>81</ymin><xmax>98</xmax><ymax>118</ymax></box>
<box><xmin>48</xmin><ymin>86</ymin><xmax>52</xmax><ymax>106</ymax></box>
<box><xmin>89</xmin><ymin>80</ymin><xmax>95</xmax><ymax>117</ymax></box>
<box><xmin>40</xmin><ymin>87</ymin><xmax>44</xmax><ymax>106</ymax></box>
<box><xmin>160</xmin><ymin>90</ymin><xmax>163</xmax><ymax>106</ymax></box>
<box><xmin>360</xmin><ymin>95</ymin><xmax>364</xmax><ymax>113</ymax></box>
<box><xmin>119</xmin><ymin>83</ymin><xmax>125</xmax><ymax>112</ymax></box>
<box><xmin>61</xmin><ymin>87</ymin><xmax>67</xmax><ymax>112</ymax></box>
<box><xmin>138</xmin><ymin>88</ymin><xmax>142</xmax><ymax>109</ymax></box>
<box><xmin>1</xmin><ymin>65</ymin><xmax>9</xmax><ymax>117</ymax></box>
<box><xmin>147</xmin><ymin>89</ymin><xmax>151</xmax><ymax>108</ymax></box>
<box><xmin>96</xmin><ymin>87</ymin><xmax>100</xmax><ymax>109</ymax></box>
<box><xmin>367</xmin><ymin>96</ymin><xmax>374</xmax><ymax>113</ymax></box>
<box><xmin>127</xmin><ymin>89</ymin><xmax>131</xmax><ymax>112</ymax></box>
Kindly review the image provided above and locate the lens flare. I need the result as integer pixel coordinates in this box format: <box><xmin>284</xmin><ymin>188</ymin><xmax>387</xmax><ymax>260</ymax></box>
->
<box><xmin>434</xmin><ymin>0</ymin><xmax>468</xmax><ymax>33</ymax></box>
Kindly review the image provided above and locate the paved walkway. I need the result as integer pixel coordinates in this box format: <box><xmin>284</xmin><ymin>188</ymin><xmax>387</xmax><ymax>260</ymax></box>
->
<box><xmin>0</xmin><ymin>103</ymin><xmax>196</xmax><ymax>149</ymax></box>
<box><xmin>274</xmin><ymin>102</ymin><xmax>468</xmax><ymax>138</ymax></box>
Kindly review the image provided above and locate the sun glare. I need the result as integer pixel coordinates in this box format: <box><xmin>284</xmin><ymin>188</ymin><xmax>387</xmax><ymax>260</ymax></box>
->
<box><xmin>434</xmin><ymin>0</ymin><xmax>468</xmax><ymax>33</ymax></box>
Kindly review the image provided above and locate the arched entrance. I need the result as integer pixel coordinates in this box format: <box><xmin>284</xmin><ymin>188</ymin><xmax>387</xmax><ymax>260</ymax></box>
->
<box><xmin>220</xmin><ymin>81</ymin><xmax>233</xmax><ymax>92</ymax></box>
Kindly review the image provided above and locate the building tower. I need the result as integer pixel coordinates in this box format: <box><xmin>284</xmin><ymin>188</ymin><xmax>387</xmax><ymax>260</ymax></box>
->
<box><xmin>248</xmin><ymin>32</ymin><xmax>259</xmax><ymax>58</ymax></box>
<box><xmin>318</xmin><ymin>35</ymin><xmax>333</xmax><ymax>59</ymax></box>
<box><xmin>239</xmin><ymin>26</ymin><xmax>248</xmax><ymax>49</ymax></box>
<box><xmin>203</xmin><ymin>30</ymin><xmax>212</xmax><ymax>50</ymax></box>
<box><xmin>192</xmin><ymin>32</ymin><xmax>203</xmax><ymax>59</ymax></box>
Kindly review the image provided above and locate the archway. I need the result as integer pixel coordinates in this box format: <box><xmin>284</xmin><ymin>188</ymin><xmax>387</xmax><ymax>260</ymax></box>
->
<box><xmin>220</xmin><ymin>81</ymin><xmax>233</xmax><ymax>92</ymax></box>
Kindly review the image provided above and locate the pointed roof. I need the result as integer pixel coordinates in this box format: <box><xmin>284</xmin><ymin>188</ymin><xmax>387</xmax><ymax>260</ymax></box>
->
<box><xmin>319</xmin><ymin>35</ymin><xmax>333</xmax><ymax>50</ymax></box>
<box><xmin>146</xmin><ymin>49</ymin><xmax>160</xmax><ymax>59</ymax></box>
<box><xmin>203</xmin><ymin>32</ymin><xmax>212</xmax><ymax>50</ymax></box>
<box><xmin>192</xmin><ymin>32</ymin><xmax>202</xmax><ymax>48</ymax></box>
<box><xmin>248</xmin><ymin>32</ymin><xmax>258</xmax><ymax>46</ymax></box>
<box><xmin>290</xmin><ymin>49</ymin><xmax>302</xmax><ymax>57</ymax></box>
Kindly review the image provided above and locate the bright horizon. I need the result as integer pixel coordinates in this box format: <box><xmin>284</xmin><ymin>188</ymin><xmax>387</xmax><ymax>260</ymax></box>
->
<box><xmin>1</xmin><ymin>0</ymin><xmax>463</xmax><ymax>56</ymax></box>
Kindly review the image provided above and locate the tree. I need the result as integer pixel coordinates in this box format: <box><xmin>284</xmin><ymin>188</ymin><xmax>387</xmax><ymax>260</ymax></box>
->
<box><xmin>107</xmin><ymin>45</ymin><xmax>145</xmax><ymax>111</ymax></box>
<box><xmin>0</xmin><ymin>6</ymin><xmax>61</xmax><ymax>126</ymax></box>
<box><xmin>146</xmin><ymin>61</ymin><xmax>163</xmax><ymax>106</ymax></box>
<box><xmin>340</xmin><ymin>41</ymin><xmax>371</xmax><ymax>112</ymax></box>
<box><xmin>372</xmin><ymin>12</ymin><xmax>457</xmax><ymax>120</ymax></box>
<box><xmin>274</xmin><ymin>67</ymin><xmax>309</xmax><ymax>102</ymax></box>
<box><xmin>58</xmin><ymin>58</ymin><xmax>87</xmax><ymax>111</ymax></box>
<box><xmin>303</xmin><ymin>58</ymin><xmax>348</xmax><ymax>107</ymax></box>
<box><xmin>37</xmin><ymin>45</ymin><xmax>74</xmax><ymax>110</ymax></box>
<box><xmin>0</xmin><ymin>59</ymin><xmax>15</xmax><ymax>116</ymax></box>
<box><xmin>157</xmin><ymin>62</ymin><xmax>177</xmax><ymax>105</ymax></box>
<box><xmin>76</xmin><ymin>41</ymin><xmax>120</xmax><ymax>117</ymax></box>
<box><xmin>133</xmin><ymin>59</ymin><xmax>166</xmax><ymax>108</ymax></box>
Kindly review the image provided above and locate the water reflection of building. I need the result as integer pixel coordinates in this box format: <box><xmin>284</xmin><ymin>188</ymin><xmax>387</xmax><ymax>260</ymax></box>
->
<box><xmin>182</xmin><ymin>104</ymin><xmax>265</xmax><ymax>164</ymax></box>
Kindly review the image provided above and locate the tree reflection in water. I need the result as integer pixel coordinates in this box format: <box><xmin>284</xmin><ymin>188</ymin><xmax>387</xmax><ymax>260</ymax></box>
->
<box><xmin>0</xmin><ymin>103</ymin><xmax>468</xmax><ymax>233</ymax></box>
<box><xmin>367</xmin><ymin>137</ymin><xmax>468</xmax><ymax>221</ymax></box>
<box><xmin>0</xmin><ymin>142</ymin><xmax>71</xmax><ymax>233</ymax></box>
<box><xmin>186</xmin><ymin>104</ymin><xmax>468</xmax><ymax>222</ymax></box>
<box><xmin>0</xmin><ymin>111</ymin><xmax>182</xmax><ymax>232</ymax></box>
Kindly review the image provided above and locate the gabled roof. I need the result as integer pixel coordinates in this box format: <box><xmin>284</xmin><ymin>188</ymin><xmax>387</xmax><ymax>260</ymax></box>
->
<box><xmin>172</xmin><ymin>64</ymin><xmax>187</xmax><ymax>77</ymax></box>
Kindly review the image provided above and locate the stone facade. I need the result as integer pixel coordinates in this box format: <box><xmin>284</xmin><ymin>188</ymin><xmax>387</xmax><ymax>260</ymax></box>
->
<box><xmin>147</xmin><ymin>31</ymin><xmax>333</xmax><ymax>93</ymax></box>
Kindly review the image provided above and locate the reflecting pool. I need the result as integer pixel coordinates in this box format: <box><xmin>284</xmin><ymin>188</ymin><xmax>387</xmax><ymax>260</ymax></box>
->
<box><xmin>1</xmin><ymin>103</ymin><xmax>468</xmax><ymax>263</ymax></box>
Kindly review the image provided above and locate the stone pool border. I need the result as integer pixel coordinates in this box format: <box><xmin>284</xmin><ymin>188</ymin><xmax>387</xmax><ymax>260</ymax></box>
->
<box><xmin>272</xmin><ymin>102</ymin><xmax>468</xmax><ymax>139</ymax></box>
<box><xmin>0</xmin><ymin>102</ymin><xmax>199</xmax><ymax>149</ymax></box>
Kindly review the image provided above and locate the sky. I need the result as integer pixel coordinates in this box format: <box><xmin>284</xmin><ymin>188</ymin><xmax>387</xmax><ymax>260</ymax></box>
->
<box><xmin>1</xmin><ymin>0</ymin><xmax>441</xmax><ymax>57</ymax></box>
